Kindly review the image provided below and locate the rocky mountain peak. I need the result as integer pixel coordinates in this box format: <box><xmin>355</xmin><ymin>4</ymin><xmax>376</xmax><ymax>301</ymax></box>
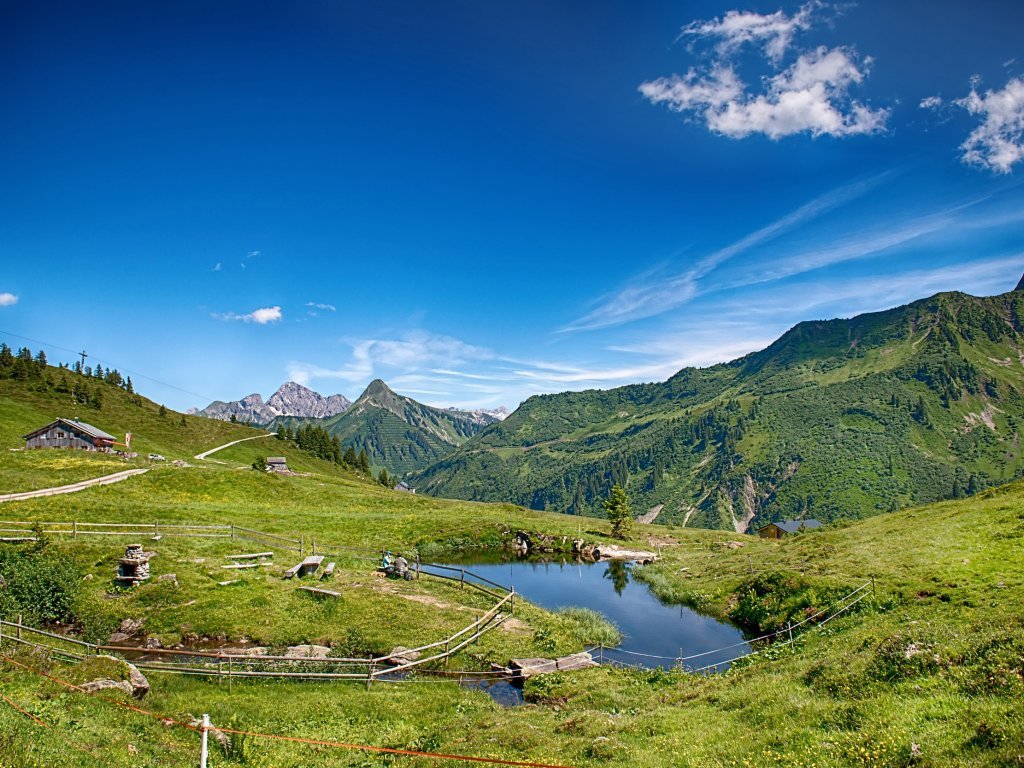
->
<box><xmin>197</xmin><ymin>382</ymin><xmax>351</xmax><ymax>424</ymax></box>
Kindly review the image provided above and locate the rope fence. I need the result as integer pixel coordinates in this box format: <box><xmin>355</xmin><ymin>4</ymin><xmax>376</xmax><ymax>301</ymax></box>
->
<box><xmin>0</xmin><ymin>653</ymin><xmax>575</xmax><ymax>768</ymax></box>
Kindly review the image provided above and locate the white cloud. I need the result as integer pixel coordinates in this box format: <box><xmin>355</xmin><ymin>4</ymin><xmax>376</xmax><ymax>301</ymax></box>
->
<box><xmin>641</xmin><ymin>5</ymin><xmax>886</xmax><ymax>140</ymax></box>
<box><xmin>212</xmin><ymin>262</ymin><xmax>222</xmax><ymax>272</ymax></box>
<box><xmin>642</xmin><ymin>46</ymin><xmax>887</xmax><ymax>139</ymax></box>
<box><xmin>306</xmin><ymin>302</ymin><xmax>336</xmax><ymax>312</ymax></box>
<box><xmin>287</xmin><ymin>330</ymin><xmax>493</xmax><ymax>387</ymax></box>
<box><xmin>681</xmin><ymin>2</ymin><xmax>818</xmax><ymax>64</ymax></box>
<box><xmin>247</xmin><ymin>250</ymin><xmax>261</xmax><ymax>258</ymax></box>
<box><xmin>955</xmin><ymin>76</ymin><xmax>1024</xmax><ymax>174</ymax></box>
<box><xmin>0</xmin><ymin>292</ymin><xmax>18</xmax><ymax>307</ymax></box>
<box><xmin>213</xmin><ymin>306</ymin><xmax>282</xmax><ymax>324</ymax></box>
<box><xmin>919</xmin><ymin>95</ymin><xmax>942</xmax><ymax>110</ymax></box>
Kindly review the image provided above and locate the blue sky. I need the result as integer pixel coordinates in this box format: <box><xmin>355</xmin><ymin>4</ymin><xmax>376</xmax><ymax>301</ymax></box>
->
<box><xmin>2</xmin><ymin>1</ymin><xmax>1024</xmax><ymax>412</ymax></box>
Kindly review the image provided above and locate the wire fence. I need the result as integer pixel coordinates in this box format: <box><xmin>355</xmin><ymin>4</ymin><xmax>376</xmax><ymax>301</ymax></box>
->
<box><xmin>584</xmin><ymin>578</ymin><xmax>874</xmax><ymax>673</ymax></box>
<box><xmin>0</xmin><ymin>516</ymin><xmax>876</xmax><ymax>686</ymax></box>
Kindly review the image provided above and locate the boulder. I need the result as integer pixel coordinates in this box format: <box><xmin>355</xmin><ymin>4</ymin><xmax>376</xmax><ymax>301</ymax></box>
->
<box><xmin>589</xmin><ymin>545</ymin><xmax>659</xmax><ymax>564</ymax></box>
<box><xmin>285</xmin><ymin>644</ymin><xmax>331</xmax><ymax>659</ymax></box>
<box><xmin>158</xmin><ymin>573</ymin><xmax>178</xmax><ymax>584</ymax></box>
<box><xmin>82</xmin><ymin>657</ymin><xmax>150</xmax><ymax>699</ymax></box>
<box><xmin>386</xmin><ymin>646</ymin><xmax>422</xmax><ymax>665</ymax></box>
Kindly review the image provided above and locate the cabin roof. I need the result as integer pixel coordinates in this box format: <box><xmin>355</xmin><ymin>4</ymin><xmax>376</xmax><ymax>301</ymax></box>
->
<box><xmin>23</xmin><ymin>418</ymin><xmax>116</xmax><ymax>442</ymax></box>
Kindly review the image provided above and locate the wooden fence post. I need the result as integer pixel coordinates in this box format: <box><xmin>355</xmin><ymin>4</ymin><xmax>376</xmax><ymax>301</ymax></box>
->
<box><xmin>17</xmin><ymin>614</ymin><xmax>22</xmax><ymax>641</ymax></box>
<box><xmin>300</xmin><ymin>535</ymin><xmax>304</xmax><ymax>556</ymax></box>
<box><xmin>787</xmin><ymin>622</ymin><xmax>794</xmax><ymax>651</ymax></box>
<box><xmin>73</xmin><ymin>521</ymin><xmax>78</xmax><ymax>541</ymax></box>
<box><xmin>231</xmin><ymin>525</ymin><xmax>235</xmax><ymax>542</ymax></box>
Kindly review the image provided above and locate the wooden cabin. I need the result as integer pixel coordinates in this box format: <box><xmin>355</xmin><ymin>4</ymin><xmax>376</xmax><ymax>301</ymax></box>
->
<box><xmin>266</xmin><ymin>457</ymin><xmax>289</xmax><ymax>473</ymax></box>
<box><xmin>22</xmin><ymin>418</ymin><xmax>116</xmax><ymax>452</ymax></box>
<box><xmin>757</xmin><ymin>519</ymin><xmax>823</xmax><ymax>539</ymax></box>
<box><xmin>394</xmin><ymin>481</ymin><xmax>416</xmax><ymax>494</ymax></box>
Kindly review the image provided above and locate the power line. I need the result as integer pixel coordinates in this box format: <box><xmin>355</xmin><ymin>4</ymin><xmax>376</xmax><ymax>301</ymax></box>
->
<box><xmin>0</xmin><ymin>329</ymin><xmax>216</xmax><ymax>404</ymax></box>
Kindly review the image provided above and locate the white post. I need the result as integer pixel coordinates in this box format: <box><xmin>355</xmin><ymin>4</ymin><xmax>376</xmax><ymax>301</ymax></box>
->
<box><xmin>200</xmin><ymin>713</ymin><xmax>210</xmax><ymax>768</ymax></box>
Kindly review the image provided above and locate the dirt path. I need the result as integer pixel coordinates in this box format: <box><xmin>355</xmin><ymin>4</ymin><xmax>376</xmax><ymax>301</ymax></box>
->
<box><xmin>0</xmin><ymin>468</ymin><xmax>150</xmax><ymax>503</ymax></box>
<box><xmin>194</xmin><ymin>433</ymin><xmax>274</xmax><ymax>460</ymax></box>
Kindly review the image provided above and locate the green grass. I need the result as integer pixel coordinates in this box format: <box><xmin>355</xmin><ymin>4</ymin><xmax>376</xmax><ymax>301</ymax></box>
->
<box><xmin>1</xmin><ymin>372</ymin><xmax>1023</xmax><ymax>765</ymax></box>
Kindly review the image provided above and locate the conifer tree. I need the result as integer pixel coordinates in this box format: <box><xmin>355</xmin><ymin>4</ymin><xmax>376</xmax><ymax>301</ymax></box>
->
<box><xmin>603</xmin><ymin>483</ymin><xmax>633</xmax><ymax>540</ymax></box>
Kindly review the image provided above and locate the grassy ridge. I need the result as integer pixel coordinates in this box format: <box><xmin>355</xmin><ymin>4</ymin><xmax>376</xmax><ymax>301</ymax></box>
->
<box><xmin>415</xmin><ymin>289</ymin><xmax>1024</xmax><ymax>531</ymax></box>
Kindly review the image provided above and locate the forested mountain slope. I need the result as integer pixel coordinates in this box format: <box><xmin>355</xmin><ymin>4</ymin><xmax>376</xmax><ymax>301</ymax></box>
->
<box><xmin>270</xmin><ymin>379</ymin><xmax>498</xmax><ymax>475</ymax></box>
<box><xmin>414</xmin><ymin>285</ymin><xmax>1024</xmax><ymax>532</ymax></box>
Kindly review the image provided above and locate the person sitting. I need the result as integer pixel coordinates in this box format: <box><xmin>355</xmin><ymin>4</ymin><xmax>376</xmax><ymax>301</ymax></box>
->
<box><xmin>394</xmin><ymin>553</ymin><xmax>411</xmax><ymax>580</ymax></box>
<box><xmin>380</xmin><ymin>550</ymin><xmax>394</xmax><ymax>574</ymax></box>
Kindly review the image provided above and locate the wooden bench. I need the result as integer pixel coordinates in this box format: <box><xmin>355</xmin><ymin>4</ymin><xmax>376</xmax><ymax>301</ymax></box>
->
<box><xmin>226</xmin><ymin>552</ymin><xmax>273</xmax><ymax>560</ymax></box>
<box><xmin>283</xmin><ymin>555</ymin><xmax>324</xmax><ymax>579</ymax></box>
<box><xmin>320</xmin><ymin>562</ymin><xmax>336</xmax><ymax>580</ymax></box>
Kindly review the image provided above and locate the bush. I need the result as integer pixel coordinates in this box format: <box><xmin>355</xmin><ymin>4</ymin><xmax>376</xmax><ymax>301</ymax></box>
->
<box><xmin>0</xmin><ymin>542</ymin><xmax>81</xmax><ymax>625</ymax></box>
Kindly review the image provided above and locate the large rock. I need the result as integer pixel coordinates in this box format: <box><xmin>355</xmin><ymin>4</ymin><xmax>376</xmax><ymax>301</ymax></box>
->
<box><xmin>385</xmin><ymin>646</ymin><xmax>422</xmax><ymax>665</ymax></box>
<box><xmin>589</xmin><ymin>545</ymin><xmax>659</xmax><ymax>564</ymax></box>
<box><xmin>284</xmin><ymin>644</ymin><xmax>331</xmax><ymax>659</ymax></box>
<box><xmin>82</xmin><ymin>657</ymin><xmax>150</xmax><ymax>699</ymax></box>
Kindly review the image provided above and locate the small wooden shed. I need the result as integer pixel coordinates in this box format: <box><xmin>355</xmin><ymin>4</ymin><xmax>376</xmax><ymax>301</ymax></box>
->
<box><xmin>267</xmin><ymin>457</ymin><xmax>289</xmax><ymax>473</ymax></box>
<box><xmin>22</xmin><ymin>418</ymin><xmax>116</xmax><ymax>452</ymax></box>
<box><xmin>757</xmin><ymin>519</ymin><xmax>823</xmax><ymax>539</ymax></box>
<box><xmin>393</xmin><ymin>481</ymin><xmax>416</xmax><ymax>494</ymax></box>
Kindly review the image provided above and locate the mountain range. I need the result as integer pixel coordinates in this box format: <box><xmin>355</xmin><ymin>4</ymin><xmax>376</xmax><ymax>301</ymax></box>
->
<box><xmin>192</xmin><ymin>381</ymin><xmax>352</xmax><ymax>423</ymax></box>
<box><xmin>267</xmin><ymin>379</ymin><xmax>502</xmax><ymax>475</ymax></box>
<box><xmin>412</xmin><ymin>279</ymin><xmax>1024</xmax><ymax>533</ymax></box>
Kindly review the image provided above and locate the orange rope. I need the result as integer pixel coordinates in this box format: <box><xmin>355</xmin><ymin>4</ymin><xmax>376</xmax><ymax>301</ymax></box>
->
<box><xmin>215</xmin><ymin>726</ymin><xmax>575</xmax><ymax>767</ymax></box>
<box><xmin>0</xmin><ymin>690</ymin><xmax>50</xmax><ymax>727</ymax></box>
<box><xmin>1</xmin><ymin>654</ymin><xmax>575</xmax><ymax>768</ymax></box>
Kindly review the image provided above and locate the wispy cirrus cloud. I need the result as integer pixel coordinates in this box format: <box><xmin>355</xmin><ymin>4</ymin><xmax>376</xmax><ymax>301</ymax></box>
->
<box><xmin>641</xmin><ymin>2</ymin><xmax>888</xmax><ymax>140</ymax></box>
<box><xmin>212</xmin><ymin>306</ymin><xmax>282</xmax><ymax>324</ymax></box>
<box><xmin>286</xmin><ymin>330</ymin><xmax>493</xmax><ymax>387</ymax></box>
<box><xmin>0</xmin><ymin>292</ymin><xmax>18</xmax><ymax>307</ymax></box>
<box><xmin>561</xmin><ymin>172</ymin><xmax>889</xmax><ymax>332</ymax></box>
<box><xmin>306</xmin><ymin>302</ymin><xmax>336</xmax><ymax>312</ymax></box>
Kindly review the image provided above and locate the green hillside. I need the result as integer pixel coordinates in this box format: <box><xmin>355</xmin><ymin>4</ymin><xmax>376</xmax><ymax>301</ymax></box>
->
<box><xmin>414</xmin><ymin>286</ymin><xmax>1024</xmax><ymax>531</ymax></box>
<box><xmin>271</xmin><ymin>378</ymin><xmax>495</xmax><ymax>475</ymax></box>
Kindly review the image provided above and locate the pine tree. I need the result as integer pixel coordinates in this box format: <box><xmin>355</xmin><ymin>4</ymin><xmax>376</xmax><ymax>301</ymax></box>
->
<box><xmin>343</xmin><ymin>447</ymin><xmax>357</xmax><ymax>467</ymax></box>
<box><xmin>377</xmin><ymin>468</ymin><xmax>391</xmax><ymax>487</ymax></box>
<box><xmin>603</xmin><ymin>483</ymin><xmax>633</xmax><ymax>540</ymax></box>
<box><xmin>125</xmin><ymin>376</ymin><xmax>134</xmax><ymax>394</ymax></box>
<box><xmin>357</xmin><ymin>449</ymin><xmax>370</xmax><ymax>474</ymax></box>
<box><xmin>159</xmin><ymin>404</ymin><xmax>167</xmax><ymax>418</ymax></box>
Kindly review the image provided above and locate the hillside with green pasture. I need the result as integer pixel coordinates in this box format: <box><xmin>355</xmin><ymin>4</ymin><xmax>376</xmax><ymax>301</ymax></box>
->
<box><xmin>414</xmin><ymin>286</ymin><xmax>1024</xmax><ymax>532</ymax></box>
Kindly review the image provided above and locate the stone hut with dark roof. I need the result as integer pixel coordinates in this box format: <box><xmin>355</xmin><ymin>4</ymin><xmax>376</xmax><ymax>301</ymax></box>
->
<box><xmin>22</xmin><ymin>418</ymin><xmax>116</xmax><ymax>452</ymax></box>
<box><xmin>757</xmin><ymin>519</ymin><xmax>823</xmax><ymax>539</ymax></box>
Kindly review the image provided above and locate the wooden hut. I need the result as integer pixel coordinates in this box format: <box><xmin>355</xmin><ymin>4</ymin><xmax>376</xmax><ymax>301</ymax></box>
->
<box><xmin>757</xmin><ymin>519</ymin><xmax>823</xmax><ymax>539</ymax></box>
<box><xmin>22</xmin><ymin>418</ymin><xmax>116</xmax><ymax>452</ymax></box>
<box><xmin>266</xmin><ymin>457</ymin><xmax>289</xmax><ymax>473</ymax></box>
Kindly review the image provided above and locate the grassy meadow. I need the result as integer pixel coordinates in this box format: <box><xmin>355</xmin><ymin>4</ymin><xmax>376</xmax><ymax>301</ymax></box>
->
<box><xmin>0</xmin><ymin>371</ymin><xmax>1022</xmax><ymax>766</ymax></box>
